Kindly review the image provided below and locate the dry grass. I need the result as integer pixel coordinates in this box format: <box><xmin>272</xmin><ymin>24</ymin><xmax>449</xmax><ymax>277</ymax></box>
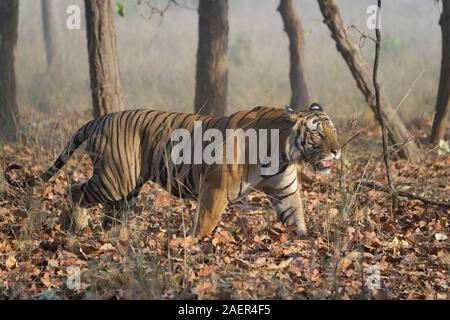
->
<box><xmin>0</xmin><ymin>108</ymin><xmax>448</xmax><ymax>300</ymax></box>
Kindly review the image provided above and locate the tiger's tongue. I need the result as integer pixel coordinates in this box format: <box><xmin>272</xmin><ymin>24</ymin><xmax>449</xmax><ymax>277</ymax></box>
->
<box><xmin>322</xmin><ymin>160</ymin><xmax>333</xmax><ymax>168</ymax></box>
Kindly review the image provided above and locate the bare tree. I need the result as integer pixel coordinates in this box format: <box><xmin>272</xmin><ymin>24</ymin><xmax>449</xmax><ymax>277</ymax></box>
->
<box><xmin>0</xmin><ymin>0</ymin><xmax>19</xmax><ymax>142</ymax></box>
<box><xmin>194</xmin><ymin>0</ymin><xmax>229</xmax><ymax>115</ymax></box>
<box><xmin>431</xmin><ymin>0</ymin><xmax>450</xmax><ymax>142</ymax></box>
<box><xmin>317</xmin><ymin>0</ymin><xmax>419</xmax><ymax>160</ymax></box>
<box><xmin>41</xmin><ymin>0</ymin><xmax>64</xmax><ymax>79</ymax></box>
<box><xmin>278</xmin><ymin>0</ymin><xmax>309</xmax><ymax>110</ymax></box>
<box><xmin>85</xmin><ymin>0</ymin><xmax>124</xmax><ymax>118</ymax></box>
<box><xmin>360</xmin><ymin>1</ymin><xmax>450</xmax><ymax>211</ymax></box>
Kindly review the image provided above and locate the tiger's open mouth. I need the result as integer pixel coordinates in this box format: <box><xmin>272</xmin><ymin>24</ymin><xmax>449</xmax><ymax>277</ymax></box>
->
<box><xmin>313</xmin><ymin>159</ymin><xmax>334</xmax><ymax>174</ymax></box>
<box><xmin>320</xmin><ymin>159</ymin><xmax>333</xmax><ymax>169</ymax></box>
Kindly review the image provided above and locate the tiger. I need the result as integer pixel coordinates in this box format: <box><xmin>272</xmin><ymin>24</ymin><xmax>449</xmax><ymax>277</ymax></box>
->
<box><xmin>4</xmin><ymin>103</ymin><xmax>341</xmax><ymax>238</ymax></box>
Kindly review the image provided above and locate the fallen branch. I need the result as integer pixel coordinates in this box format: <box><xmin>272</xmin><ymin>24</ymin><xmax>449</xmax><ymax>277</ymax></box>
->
<box><xmin>358</xmin><ymin>180</ymin><xmax>450</xmax><ymax>209</ymax></box>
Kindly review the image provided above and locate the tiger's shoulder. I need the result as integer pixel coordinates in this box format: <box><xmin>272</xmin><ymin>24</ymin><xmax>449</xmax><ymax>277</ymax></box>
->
<box><xmin>225</xmin><ymin>106</ymin><xmax>291</xmax><ymax>130</ymax></box>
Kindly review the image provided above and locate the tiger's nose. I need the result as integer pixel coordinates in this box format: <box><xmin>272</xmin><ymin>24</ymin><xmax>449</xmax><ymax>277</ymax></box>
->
<box><xmin>331</xmin><ymin>149</ymin><xmax>341</xmax><ymax>159</ymax></box>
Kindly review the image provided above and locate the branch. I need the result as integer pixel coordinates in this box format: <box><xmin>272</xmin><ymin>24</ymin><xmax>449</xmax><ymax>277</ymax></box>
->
<box><xmin>359</xmin><ymin>180</ymin><xmax>450</xmax><ymax>209</ymax></box>
<box><xmin>338</xmin><ymin>131</ymin><xmax>363</xmax><ymax>191</ymax></box>
<box><xmin>346</xmin><ymin>24</ymin><xmax>376</xmax><ymax>47</ymax></box>
<box><xmin>138</xmin><ymin>0</ymin><xmax>173</xmax><ymax>22</ymax></box>
<box><xmin>171</xmin><ymin>0</ymin><xmax>196</xmax><ymax>11</ymax></box>
<box><xmin>341</xmin><ymin>131</ymin><xmax>363</xmax><ymax>149</ymax></box>
<box><xmin>138</xmin><ymin>0</ymin><xmax>196</xmax><ymax>22</ymax></box>
<box><xmin>372</xmin><ymin>0</ymin><xmax>396</xmax><ymax>193</ymax></box>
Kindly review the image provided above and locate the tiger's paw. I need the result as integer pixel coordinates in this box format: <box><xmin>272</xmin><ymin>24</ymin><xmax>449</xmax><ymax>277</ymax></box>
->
<box><xmin>60</xmin><ymin>207</ymin><xmax>90</xmax><ymax>232</ymax></box>
<box><xmin>296</xmin><ymin>225</ymin><xmax>308</xmax><ymax>237</ymax></box>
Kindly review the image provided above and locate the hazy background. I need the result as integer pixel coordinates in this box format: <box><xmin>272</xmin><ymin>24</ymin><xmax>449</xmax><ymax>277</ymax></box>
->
<box><xmin>16</xmin><ymin>0</ymin><xmax>442</xmax><ymax>122</ymax></box>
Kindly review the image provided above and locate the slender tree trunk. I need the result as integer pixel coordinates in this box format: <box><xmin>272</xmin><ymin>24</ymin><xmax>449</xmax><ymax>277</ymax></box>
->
<box><xmin>85</xmin><ymin>0</ymin><xmax>124</xmax><ymax>118</ymax></box>
<box><xmin>431</xmin><ymin>1</ymin><xmax>450</xmax><ymax>142</ymax></box>
<box><xmin>0</xmin><ymin>0</ymin><xmax>19</xmax><ymax>142</ymax></box>
<box><xmin>41</xmin><ymin>0</ymin><xmax>64</xmax><ymax>79</ymax></box>
<box><xmin>194</xmin><ymin>0</ymin><xmax>229</xmax><ymax>115</ymax></box>
<box><xmin>317</xmin><ymin>0</ymin><xmax>419</xmax><ymax>160</ymax></box>
<box><xmin>278</xmin><ymin>0</ymin><xmax>309</xmax><ymax>111</ymax></box>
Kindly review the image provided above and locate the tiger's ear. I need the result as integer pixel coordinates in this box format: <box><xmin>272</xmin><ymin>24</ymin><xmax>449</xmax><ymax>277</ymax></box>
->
<box><xmin>309</xmin><ymin>103</ymin><xmax>323</xmax><ymax>112</ymax></box>
<box><xmin>285</xmin><ymin>105</ymin><xmax>295</xmax><ymax>114</ymax></box>
<box><xmin>285</xmin><ymin>106</ymin><xmax>299</xmax><ymax>121</ymax></box>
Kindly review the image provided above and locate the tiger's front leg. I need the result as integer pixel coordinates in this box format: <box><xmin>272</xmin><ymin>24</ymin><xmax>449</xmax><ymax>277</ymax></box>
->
<box><xmin>260</xmin><ymin>164</ymin><xmax>307</xmax><ymax>236</ymax></box>
<box><xmin>192</xmin><ymin>184</ymin><xmax>229</xmax><ymax>238</ymax></box>
<box><xmin>191</xmin><ymin>165</ymin><xmax>230</xmax><ymax>239</ymax></box>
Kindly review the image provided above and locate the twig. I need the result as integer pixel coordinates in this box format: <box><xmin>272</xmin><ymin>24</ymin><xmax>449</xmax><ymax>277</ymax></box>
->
<box><xmin>338</xmin><ymin>131</ymin><xmax>362</xmax><ymax>191</ymax></box>
<box><xmin>394</xmin><ymin>69</ymin><xmax>426</xmax><ymax>113</ymax></box>
<box><xmin>139</xmin><ymin>0</ymin><xmax>173</xmax><ymax>23</ymax></box>
<box><xmin>346</xmin><ymin>24</ymin><xmax>376</xmax><ymax>47</ymax></box>
<box><xmin>359</xmin><ymin>180</ymin><xmax>450</xmax><ymax>209</ymax></box>
<box><xmin>372</xmin><ymin>0</ymin><xmax>396</xmax><ymax>195</ymax></box>
<box><xmin>341</xmin><ymin>131</ymin><xmax>362</xmax><ymax>149</ymax></box>
<box><xmin>171</xmin><ymin>0</ymin><xmax>196</xmax><ymax>11</ymax></box>
<box><xmin>338</xmin><ymin>152</ymin><xmax>345</xmax><ymax>191</ymax></box>
<box><xmin>138</xmin><ymin>0</ymin><xmax>195</xmax><ymax>22</ymax></box>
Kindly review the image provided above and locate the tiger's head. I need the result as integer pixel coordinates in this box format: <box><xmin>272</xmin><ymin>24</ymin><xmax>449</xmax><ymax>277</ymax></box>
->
<box><xmin>286</xmin><ymin>103</ymin><xmax>341</xmax><ymax>174</ymax></box>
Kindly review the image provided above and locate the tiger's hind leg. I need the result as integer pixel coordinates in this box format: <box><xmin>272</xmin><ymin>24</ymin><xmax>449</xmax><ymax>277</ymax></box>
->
<box><xmin>63</xmin><ymin>177</ymin><xmax>116</xmax><ymax>231</ymax></box>
<box><xmin>101</xmin><ymin>186</ymin><xmax>142</xmax><ymax>230</ymax></box>
<box><xmin>102</xmin><ymin>197</ymin><xmax>136</xmax><ymax>230</ymax></box>
<box><xmin>61</xmin><ymin>182</ymin><xmax>96</xmax><ymax>231</ymax></box>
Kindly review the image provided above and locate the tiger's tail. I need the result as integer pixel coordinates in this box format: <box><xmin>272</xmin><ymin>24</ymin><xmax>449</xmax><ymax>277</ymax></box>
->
<box><xmin>4</xmin><ymin>119</ymin><xmax>97</xmax><ymax>188</ymax></box>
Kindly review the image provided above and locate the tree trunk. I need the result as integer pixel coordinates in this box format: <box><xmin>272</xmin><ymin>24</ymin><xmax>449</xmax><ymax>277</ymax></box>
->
<box><xmin>317</xmin><ymin>0</ymin><xmax>419</xmax><ymax>160</ymax></box>
<box><xmin>194</xmin><ymin>0</ymin><xmax>229</xmax><ymax>115</ymax></box>
<box><xmin>85</xmin><ymin>0</ymin><xmax>124</xmax><ymax>118</ymax></box>
<box><xmin>278</xmin><ymin>0</ymin><xmax>310</xmax><ymax>111</ymax></box>
<box><xmin>0</xmin><ymin>0</ymin><xmax>19</xmax><ymax>142</ymax></box>
<box><xmin>431</xmin><ymin>1</ymin><xmax>450</xmax><ymax>142</ymax></box>
<box><xmin>41</xmin><ymin>0</ymin><xmax>64</xmax><ymax>79</ymax></box>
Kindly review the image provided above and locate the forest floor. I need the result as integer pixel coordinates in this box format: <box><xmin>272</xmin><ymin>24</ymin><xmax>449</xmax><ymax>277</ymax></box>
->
<box><xmin>0</xmin><ymin>110</ymin><xmax>448</xmax><ymax>300</ymax></box>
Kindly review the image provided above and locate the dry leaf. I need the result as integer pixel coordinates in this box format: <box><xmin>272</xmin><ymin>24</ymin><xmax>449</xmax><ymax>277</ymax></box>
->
<box><xmin>435</xmin><ymin>233</ymin><xmax>448</xmax><ymax>241</ymax></box>
<box><xmin>152</xmin><ymin>193</ymin><xmax>171</xmax><ymax>210</ymax></box>
<box><xmin>99</xmin><ymin>243</ymin><xmax>115</xmax><ymax>252</ymax></box>
<box><xmin>5</xmin><ymin>256</ymin><xmax>16</xmax><ymax>270</ymax></box>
